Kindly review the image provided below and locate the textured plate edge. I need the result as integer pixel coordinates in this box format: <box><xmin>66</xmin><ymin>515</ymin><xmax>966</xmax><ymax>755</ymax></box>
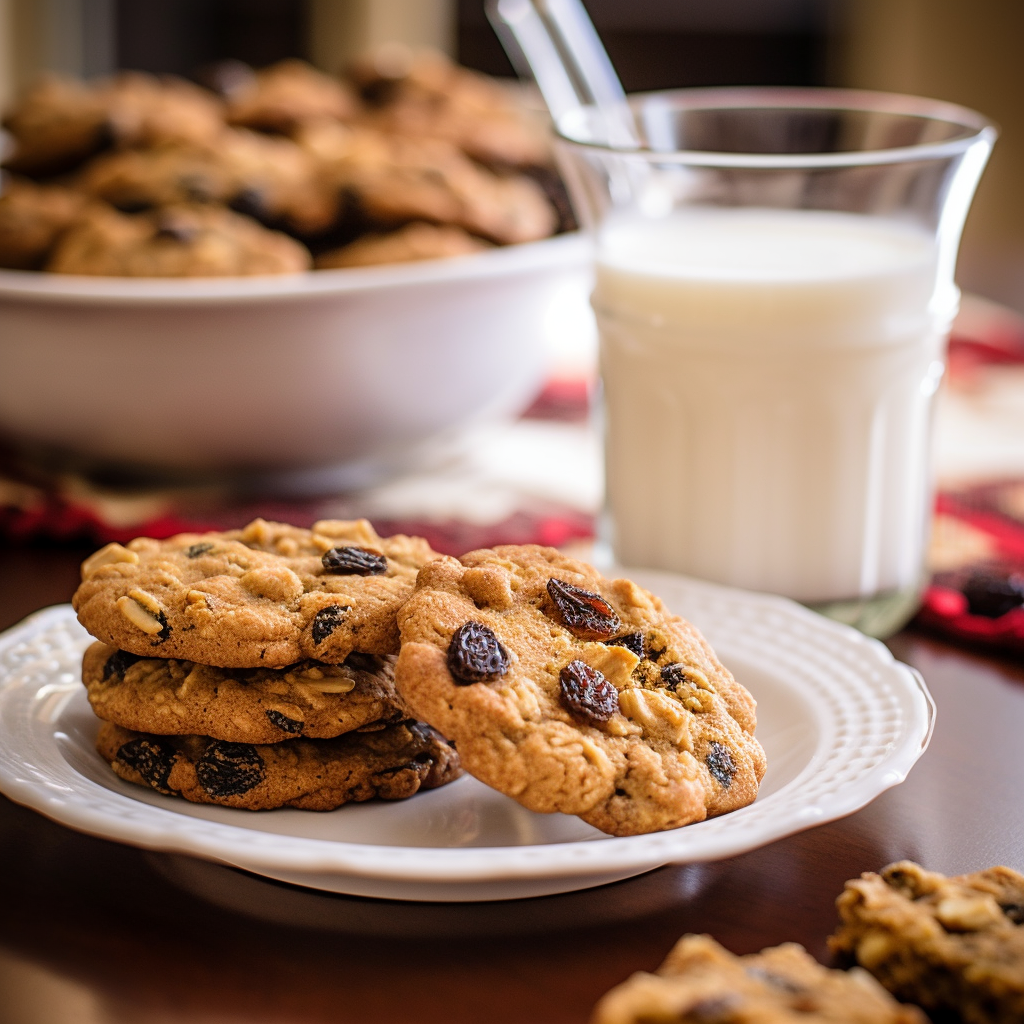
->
<box><xmin>0</xmin><ymin>595</ymin><xmax>935</xmax><ymax>883</ymax></box>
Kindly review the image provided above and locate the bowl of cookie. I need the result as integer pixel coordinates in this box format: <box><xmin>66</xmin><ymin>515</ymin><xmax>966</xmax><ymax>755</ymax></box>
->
<box><xmin>0</xmin><ymin>51</ymin><xmax>586</xmax><ymax>477</ymax></box>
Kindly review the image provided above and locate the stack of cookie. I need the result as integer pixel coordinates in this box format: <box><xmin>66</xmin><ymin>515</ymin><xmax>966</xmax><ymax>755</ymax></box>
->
<box><xmin>73</xmin><ymin>518</ymin><xmax>462</xmax><ymax>811</ymax></box>
<box><xmin>0</xmin><ymin>51</ymin><xmax>565</xmax><ymax>276</ymax></box>
<box><xmin>73</xmin><ymin>519</ymin><xmax>767</xmax><ymax>836</ymax></box>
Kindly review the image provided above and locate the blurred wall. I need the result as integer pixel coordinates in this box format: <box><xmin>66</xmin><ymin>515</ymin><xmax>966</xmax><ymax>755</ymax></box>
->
<box><xmin>309</xmin><ymin>0</ymin><xmax>455</xmax><ymax>73</ymax></box>
<box><xmin>0</xmin><ymin>0</ymin><xmax>455</xmax><ymax>92</ymax></box>
<box><xmin>0</xmin><ymin>0</ymin><xmax>114</xmax><ymax>104</ymax></box>
<box><xmin>837</xmin><ymin>0</ymin><xmax>1024</xmax><ymax>313</ymax></box>
<box><xmin>459</xmin><ymin>0</ymin><xmax>835</xmax><ymax>90</ymax></box>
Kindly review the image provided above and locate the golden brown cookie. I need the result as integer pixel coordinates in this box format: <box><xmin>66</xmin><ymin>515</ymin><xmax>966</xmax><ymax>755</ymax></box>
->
<box><xmin>395</xmin><ymin>545</ymin><xmax>765</xmax><ymax>837</ymax></box>
<box><xmin>2</xmin><ymin>72</ymin><xmax>223</xmax><ymax>177</ymax></box>
<box><xmin>831</xmin><ymin>861</ymin><xmax>1024</xmax><ymax>1024</ymax></box>
<box><xmin>314</xmin><ymin>221</ymin><xmax>488</xmax><ymax>269</ymax></box>
<box><xmin>2</xmin><ymin>76</ymin><xmax>112</xmax><ymax>176</ymax></box>
<box><xmin>348</xmin><ymin>45</ymin><xmax>550</xmax><ymax>168</ymax></box>
<box><xmin>76</xmin><ymin>131</ymin><xmax>337</xmax><ymax>235</ymax></box>
<box><xmin>76</xmin><ymin>142</ymin><xmax>235</xmax><ymax>210</ymax></box>
<box><xmin>297</xmin><ymin>122</ymin><xmax>556</xmax><ymax>245</ymax></box>
<box><xmin>97</xmin><ymin>719</ymin><xmax>461</xmax><ymax>811</ymax></box>
<box><xmin>0</xmin><ymin>176</ymin><xmax>89</xmax><ymax>269</ymax></box>
<box><xmin>591</xmin><ymin>934</ymin><xmax>926</xmax><ymax>1024</ymax></box>
<box><xmin>47</xmin><ymin>203</ymin><xmax>311</xmax><ymax>276</ymax></box>
<box><xmin>226</xmin><ymin>59</ymin><xmax>358</xmax><ymax>134</ymax></box>
<box><xmin>73</xmin><ymin>519</ymin><xmax>441</xmax><ymax>668</ymax></box>
<box><xmin>83</xmin><ymin>641</ymin><xmax>403</xmax><ymax>743</ymax></box>
<box><xmin>97</xmin><ymin>71</ymin><xmax>224</xmax><ymax>149</ymax></box>
<box><xmin>219</xmin><ymin>128</ymin><xmax>338</xmax><ymax>234</ymax></box>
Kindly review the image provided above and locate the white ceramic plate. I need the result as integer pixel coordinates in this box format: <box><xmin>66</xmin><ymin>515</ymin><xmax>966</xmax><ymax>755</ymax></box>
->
<box><xmin>0</xmin><ymin>573</ymin><xmax>934</xmax><ymax>901</ymax></box>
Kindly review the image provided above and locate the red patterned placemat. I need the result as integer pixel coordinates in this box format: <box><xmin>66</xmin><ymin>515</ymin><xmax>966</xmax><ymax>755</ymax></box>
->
<box><xmin>2</xmin><ymin>303</ymin><xmax>1023</xmax><ymax>654</ymax></box>
<box><xmin>0</xmin><ymin>377</ymin><xmax>597</xmax><ymax>556</ymax></box>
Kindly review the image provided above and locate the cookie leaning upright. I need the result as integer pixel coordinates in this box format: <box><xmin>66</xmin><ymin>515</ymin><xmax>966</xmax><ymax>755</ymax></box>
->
<box><xmin>73</xmin><ymin>518</ymin><xmax>440</xmax><ymax>668</ymax></box>
<box><xmin>395</xmin><ymin>545</ymin><xmax>766</xmax><ymax>837</ymax></box>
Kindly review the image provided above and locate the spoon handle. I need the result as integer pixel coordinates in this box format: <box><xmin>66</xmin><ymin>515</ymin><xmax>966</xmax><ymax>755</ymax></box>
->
<box><xmin>486</xmin><ymin>0</ymin><xmax>638</xmax><ymax>144</ymax></box>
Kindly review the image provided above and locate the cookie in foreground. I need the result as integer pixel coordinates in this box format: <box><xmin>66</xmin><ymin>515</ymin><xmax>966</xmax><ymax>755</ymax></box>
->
<box><xmin>830</xmin><ymin>860</ymin><xmax>1024</xmax><ymax>1024</ymax></box>
<box><xmin>395</xmin><ymin>545</ymin><xmax>765</xmax><ymax>837</ymax></box>
<box><xmin>73</xmin><ymin>518</ymin><xmax>440</xmax><ymax>668</ymax></box>
<box><xmin>97</xmin><ymin>719</ymin><xmax>461</xmax><ymax>810</ymax></box>
<box><xmin>591</xmin><ymin>933</ymin><xmax>926</xmax><ymax>1024</ymax></box>
<box><xmin>83</xmin><ymin>641</ymin><xmax>403</xmax><ymax>744</ymax></box>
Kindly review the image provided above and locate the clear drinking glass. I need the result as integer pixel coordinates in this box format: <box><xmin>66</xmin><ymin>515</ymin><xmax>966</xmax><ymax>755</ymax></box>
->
<box><xmin>556</xmin><ymin>88</ymin><xmax>995</xmax><ymax>637</ymax></box>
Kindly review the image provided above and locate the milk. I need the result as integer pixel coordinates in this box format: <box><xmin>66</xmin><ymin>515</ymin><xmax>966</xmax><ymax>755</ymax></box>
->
<box><xmin>593</xmin><ymin>208</ymin><xmax>951</xmax><ymax>604</ymax></box>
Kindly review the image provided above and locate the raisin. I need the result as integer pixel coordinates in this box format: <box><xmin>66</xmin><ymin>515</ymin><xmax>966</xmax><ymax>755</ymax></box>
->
<box><xmin>311</xmin><ymin>605</ymin><xmax>347</xmax><ymax>645</ymax></box>
<box><xmin>606</xmin><ymin>631</ymin><xmax>644</xmax><ymax>658</ymax></box>
<box><xmin>103</xmin><ymin>649</ymin><xmax>143</xmax><ymax>681</ymax></box>
<box><xmin>116</xmin><ymin>738</ymin><xmax>178</xmax><ymax>794</ymax></box>
<box><xmin>230</xmin><ymin>187</ymin><xmax>269</xmax><ymax>220</ymax></box>
<box><xmin>112</xmin><ymin>198</ymin><xmax>151</xmax><ymax>214</ymax></box>
<box><xmin>151</xmin><ymin>611</ymin><xmax>171</xmax><ymax>644</ymax></box>
<box><xmin>446</xmin><ymin>621</ymin><xmax>509</xmax><ymax>684</ymax></box>
<box><xmin>882</xmin><ymin>865</ymin><xmax>925</xmax><ymax>897</ymax></box>
<box><xmin>546</xmin><ymin>578</ymin><xmax>620</xmax><ymax>640</ymax></box>
<box><xmin>265</xmin><ymin>709</ymin><xmax>303</xmax><ymax>735</ymax></box>
<box><xmin>962</xmin><ymin>571</ymin><xmax>1024</xmax><ymax>618</ymax></box>
<box><xmin>706</xmin><ymin>741</ymin><xmax>736</xmax><ymax>788</ymax></box>
<box><xmin>360</xmin><ymin>78</ymin><xmax>400</xmax><ymax>106</ymax></box>
<box><xmin>322</xmin><ymin>546</ymin><xmax>388</xmax><ymax>576</ymax></box>
<box><xmin>1001</xmin><ymin>903</ymin><xmax>1024</xmax><ymax>924</ymax></box>
<box><xmin>661</xmin><ymin>663</ymin><xmax>693</xmax><ymax>691</ymax></box>
<box><xmin>195</xmin><ymin>741</ymin><xmax>265</xmax><ymax>797</ymax></box>
<box><xmin>185</xmin><ymin>542</ymin><xmax>214</xmax><ymax>558</ymax></box>
<box><xmin>559</xmin><ymin>659</ymin><xmax>619</xmax><ymax>725</ymax></box>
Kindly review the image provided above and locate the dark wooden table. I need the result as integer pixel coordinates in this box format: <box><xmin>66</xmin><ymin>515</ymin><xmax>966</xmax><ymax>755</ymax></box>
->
<box><xmin>1</xmin><ymin>539</ymin><xmax>1022</xmax><ymax>1024</ymax></box>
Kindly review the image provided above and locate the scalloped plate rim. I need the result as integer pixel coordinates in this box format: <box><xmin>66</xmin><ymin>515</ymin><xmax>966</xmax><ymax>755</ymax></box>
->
<box><xmin>0</xmin><ymin>576</ymin><xmax>934</xmax><ymax>885</ymax></box>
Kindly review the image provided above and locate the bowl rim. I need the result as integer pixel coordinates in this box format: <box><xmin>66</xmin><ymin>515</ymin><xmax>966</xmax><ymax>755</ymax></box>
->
<box><xmin>0</xmin><ymin>231</ymin><xmax>588</xmax><ymax>306</ymax></box>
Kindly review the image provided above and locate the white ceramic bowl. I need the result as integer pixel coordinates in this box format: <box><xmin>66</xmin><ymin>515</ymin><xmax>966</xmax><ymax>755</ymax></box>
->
<box><xmin>0</xmin><ymin>233</ymin><xmax>589</xmax><ymax>479</ymax></box>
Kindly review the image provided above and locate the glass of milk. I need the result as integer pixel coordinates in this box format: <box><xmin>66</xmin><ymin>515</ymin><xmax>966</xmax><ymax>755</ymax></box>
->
<box><xmin>556</xmin><ymin>88</ymin><xmax>995</xmax><ymax>636</ymax></box>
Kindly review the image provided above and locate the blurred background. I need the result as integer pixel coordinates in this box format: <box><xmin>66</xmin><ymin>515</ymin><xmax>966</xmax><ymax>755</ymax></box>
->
<box><xmin>0</xmin><ymin>0</ymin><xmax>1021</xmax><ymax>314</ymax></box>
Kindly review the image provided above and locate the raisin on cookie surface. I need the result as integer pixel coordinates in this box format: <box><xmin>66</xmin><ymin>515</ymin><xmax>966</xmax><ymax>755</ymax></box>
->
<box><xmin>97</xmin><ymin>719</ymin><xmax>460</xmax><ymax>811</ymax></box>
<box><xmin>82</xmin><ymin>641</ymin><xmax>403</xmax><ymax>744</ymax></box>
<box><xmin>591</xmin><ymin>934</ymin><xmax>926</xmax><ymax>1024</ymax></box>
<box><xmin>73</xmin><ymin>519</ymin><xmax>440</xmax><ymax>668</ymax></box>
<box><xmin>830</xmin><ymin>860</ymin><xmax>1024</xmax><ymax>1024</ymax></box>
<box><xmin>395</xmin><ymin>545</ymin><xmax>765</xmax><ymax>837</ymax></box>
<box><xmin>77</xmin><ymin>132</ymin><xmax>337</xmax><ymax>235</ymax></box>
